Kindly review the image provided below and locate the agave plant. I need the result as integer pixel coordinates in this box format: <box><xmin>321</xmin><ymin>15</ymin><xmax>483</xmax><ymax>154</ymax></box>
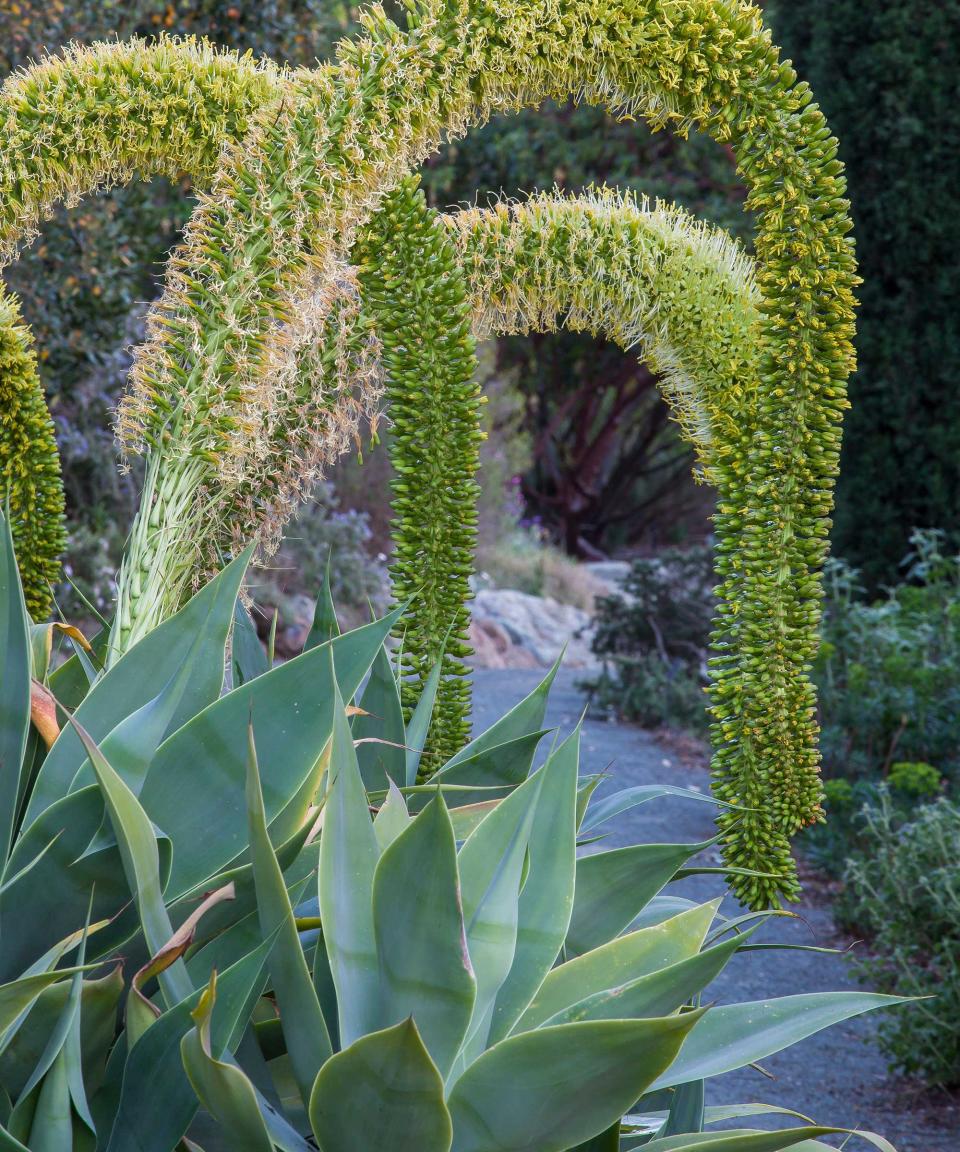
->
<box><xmin>0</xmin><ymin>509</ymin><xmax>900</xmax><ymax>1150</ymax></box>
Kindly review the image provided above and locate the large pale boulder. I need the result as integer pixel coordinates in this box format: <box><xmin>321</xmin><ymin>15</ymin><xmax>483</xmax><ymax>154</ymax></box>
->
<box><xmin>468</xmin><ymin>588</ymin><xmax>598</xmax><ymax>669</ymax></box>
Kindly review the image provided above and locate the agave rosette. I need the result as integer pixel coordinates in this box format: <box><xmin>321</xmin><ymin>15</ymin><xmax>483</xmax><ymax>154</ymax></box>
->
<box><xmin>0</xmin><ymin>511</ymin><xmax>901</xmax><ymax>1150</ymax></box>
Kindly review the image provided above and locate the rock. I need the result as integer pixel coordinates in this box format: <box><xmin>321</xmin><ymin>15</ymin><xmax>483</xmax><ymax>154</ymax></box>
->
<box><xmin>583</xmin><ymin>560</ymin><xmax>631</xmax><ymax>593</ymax></box>
<box><xmin>468</xmin><ymin>588</ymin><xmax>599</xmax><ymax>670</ymax></box>
<box><xmin>468</xmin><ymin>616</ymin><xmax>540</xmax><ymax>669</ymax></box>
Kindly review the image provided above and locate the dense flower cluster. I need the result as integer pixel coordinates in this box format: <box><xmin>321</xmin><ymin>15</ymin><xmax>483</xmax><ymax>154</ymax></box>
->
<box><xmin>0</xmin><ymin>286</ymin><xmax>64</xmax><ymax>615</ymax></box>
<box><xmin>356</xmin><ymin>177</ymin><xmax>481</xmax><ymax>764</ymax></box>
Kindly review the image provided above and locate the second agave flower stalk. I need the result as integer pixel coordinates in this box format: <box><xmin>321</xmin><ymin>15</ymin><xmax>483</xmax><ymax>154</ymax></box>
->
<box><xmin>110</xmin><ymin>440</ymin><xmax>217</xmax><ymax>662</ymax></box>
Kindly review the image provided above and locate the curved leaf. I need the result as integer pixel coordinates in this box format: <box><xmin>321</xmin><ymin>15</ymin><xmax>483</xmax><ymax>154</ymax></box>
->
<box><xmin>0</xmin><ymin>509</ymin><xmax>31</xmax><ymax>862</ymax></box>
<box><xmin>640</xmin><ymin>1127</ymin><xmax>895</xmax><ymax>1152</ymax></box>
<box><xmin>489</xmin><ymin>728</ymin><xmax>580</xmax><ymax>1043</ymax></box>
<box><xmin>0</xmin><ymin>967</ymin><xmax>122</xmax><ymax>1106</ymax></box>
<box><xmin>447</xmin><ymin>1014</ymin><xmax>703</xmax><ymax>1152</ymax></box>
<box><xmin>25</xmin><ymin>549</ymin><xmax>251</xmax><ymax>825</ymax></box>
<box><xmin>107</xmin><ymin>935</ymin><xmax>274</xmax><ymax>1152</ymax></box>
<box><xmin>540</xmin><ymin>931</ymin><xmax>744</xmax><ymax>1028</ymax></box>
<box><xmin>372</xmin><ymin>795</ymin><xmax>475</xmax><ymax>1076</ymax></box>
<box><xmin>567</xmin><ymin>839</ymin><xmax>717</xmax><ymax>955</ymax></box>
<box><xmin>580</xmin><ymin>786</ymin><xmax>725</xmax><ymax>835</ymax></box>
<box><xmin>318</xmin><ymin>671</ymin><xmax>381</xmax><ymax>1048</ymax></box>
<box><xmin>439</xmin><ymin>658</ymin><xmax>559</xmax><ymax>772</ymax></box>
<box><xmin>648</xmin><ymin>993</ymin><xmax>910</xmax><ymax>1091</ymax></box>
<box><xmin>516</xmin><ymin>901</ymin><xmax>719</xmax><ymax>1034</ymax></box>
<box><xmin>309</xmin><ymin>1019</ymin><xmax>452</xmax><ymax>1152</ymax></box>
<box><xmin>428</xmin><ymin>732</ymin><xmax>550</xmax><ymax>807</ymax></box>
<box><xmin>455</xmin><ymin>759</ymin><xmax>547</xmax><ymax>1068</ymax></box>
<box><xmin>180</xmin><ymin>974</ymin><xmax>274</xmax><ymax>1152</ymax></box>
<box><xmin>68</xmin><ymin>715</ymin><xmax>188</xmax><ymax>1006</ymax></box>
<box><xmin>247</xmin><ymin>723</ymin><xmax>331</xmax><ymax>1105</ymax></box>
<box><xmin>0</xmin><ymin>967</ymin><xmax>99</xmax><ymax>1047</ymax></box>
<box><xmin>0</xmin><ymin>786</ymin><xmax>168</xmax><ymax>979</ymax></box>
<box><xmin>355</xmin><ymin>646</ymin><xmax>406</xmax><ymax>790</ymax></box>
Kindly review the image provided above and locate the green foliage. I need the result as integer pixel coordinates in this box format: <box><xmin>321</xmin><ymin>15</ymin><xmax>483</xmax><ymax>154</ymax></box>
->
<box><xmin>586</xmin><ymin>545</ymin><xmax>714</xmax><ymax>733</ymax></box>
<box><xmin>837</xmin><ymin>793</ymin><xmax>960</xmax><ymax>1087</ymax></box>
<box><xmin>804</xmin><ymin>771</ymin><xmax>946</xmax><ymax>883</ymax></box>
<box><xmin>256</xmin><ymin>481</ymin><xmax>386</xmax><ymax>636</ymax></box>
<box><xmin>356</xmin><ymin>177</ymin><xmax>481</xmax><ymax>764</ymax></box>
<box><xmin>814</xmin><ymin>530</ymin><xmax>960</xmax><ymax>787</ymax></box>
<box><xmin>0</xmin><ymin>510</ymin><xmax>902</xmax><ymax>1150</ymax></box>
<box><xmin>0</xmin><ymin>0</ymin><xmax>348</xmax><ymax>74</ymax></box>
<box><xmin>886</xmin><ymin>760</ymin><xmax>942</xmax><ymax>800</ymax></box>
<box><xmin>773</xmin><ymin>0</ymin><xmax>960</xmax><ymax>589</ymax></box>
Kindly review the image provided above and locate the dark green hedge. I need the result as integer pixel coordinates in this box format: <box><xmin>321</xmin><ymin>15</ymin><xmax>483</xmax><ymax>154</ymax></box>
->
<box><xmin>773</xmin><ymin>1</ymin><xmax>960</xmax><ymax>587</ymax></box>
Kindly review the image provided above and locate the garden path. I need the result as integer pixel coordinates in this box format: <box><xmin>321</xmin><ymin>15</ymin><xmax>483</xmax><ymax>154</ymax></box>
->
<box><xmin>471</xmin><ymin>667</ymin><xmax>959</xmax><ymax>1152</ymax></box>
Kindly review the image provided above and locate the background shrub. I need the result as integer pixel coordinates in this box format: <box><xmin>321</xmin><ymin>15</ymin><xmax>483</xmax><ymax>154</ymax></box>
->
<box><xmin>815</xmin><ymin>529</ymin><xmax>960</xmax><ymax>788</ymax></box>
<box><xmin>585</xmin><ymin>545</ymin><xmax>714</xmax><ymax>731</ymax></box>
<box><xmin>248</xmin><ymin>481</ymin><xmax>387</xmax><ymax>642</ymax></box>
<box><xmin>836</xmin><ymin>793</ymin><xmax>960</xmax><ymax>1087</ymax></box>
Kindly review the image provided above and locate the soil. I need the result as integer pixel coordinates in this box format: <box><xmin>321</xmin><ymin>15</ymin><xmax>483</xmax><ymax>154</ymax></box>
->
<box><xmin>471</xmin><ymin>667</ymin><xmax>960</xmax><ymax>1152</ymax></box>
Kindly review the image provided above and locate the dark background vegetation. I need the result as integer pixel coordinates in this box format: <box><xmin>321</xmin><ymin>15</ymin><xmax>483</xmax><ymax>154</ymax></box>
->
<box><xmin>774</xmin><ymin>1</ymin><xmax>960</xmax><ymax>590</ymax></box>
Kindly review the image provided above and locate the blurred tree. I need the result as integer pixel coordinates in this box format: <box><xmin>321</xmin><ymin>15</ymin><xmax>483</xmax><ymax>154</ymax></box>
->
<box><xmin>500</xmin><ymin>333</ymin><xmax>710</xmax><ymax>556</ymax></box>
<box><xmin>773</xmin><ymin>1</ymin><xmax>960</xmax><ymax>587</ymax></box>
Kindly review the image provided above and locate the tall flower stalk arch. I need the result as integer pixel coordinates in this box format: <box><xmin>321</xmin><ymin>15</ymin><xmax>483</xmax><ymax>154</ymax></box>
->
<box><xmin>123</xmin><ymin>0</ymin><xmax>857</xmax><ymax>906</ymax></box>
<box><xmin>0</xmin><ymin>1</ymin><xmax>858</xmax><ymax>905</ymax></box>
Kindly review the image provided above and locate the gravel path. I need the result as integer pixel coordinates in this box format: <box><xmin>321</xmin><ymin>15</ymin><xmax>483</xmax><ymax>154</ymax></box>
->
<box><xmin>471</xmin><ymin>667</ymin><xmax>959</xmax><ymax>1152</ymax></box>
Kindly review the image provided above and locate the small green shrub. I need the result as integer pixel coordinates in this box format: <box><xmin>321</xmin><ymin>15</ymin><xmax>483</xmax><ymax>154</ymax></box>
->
<box><xmin>822</xmin><ymin>777</ymin><xmax>855</xmax><ymax>810</ymax></box>
<box><xmin>271</xmin><ymin>481</ymin><xmax>385</xmax><ymax>612</ymax></box>
<box><xmin>585</xmin><ymin>545</ymin><xmax>713</xmax><ymax>732</ymax></box>
<box><xmin>815</xmin><ymin>529</ymin><xmax>960</xmax><ymax>787</ymax></box>
<box><xmin>803</xmin><ymin>765</ymin><xmax>945</xmax><ymax>879</ymax></box>
<box><xmin>838</xmin><ymin>793</ymin><xmax>960</xmax><ymax>1087</ymax></box>
<box><xmin>886</xmin><ymin>760</ymin><xmax>942</xmax><ymax>800</ymax></box>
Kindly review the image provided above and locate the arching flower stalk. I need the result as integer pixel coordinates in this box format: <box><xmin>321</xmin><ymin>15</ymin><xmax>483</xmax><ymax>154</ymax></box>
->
<box><xmin>442</xmin><ymin>188</ymin><xmax>761</xmax><ymax>470</ymax></box>
<box><xmin>0</xmin><ymin>0</ymin><xmax>859</xmax><ymax>906</ymax></box>
<box><xmin>118</xmin><ymin>0</ymin><xmax>857</xmax><ymax>906</ymax></box>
